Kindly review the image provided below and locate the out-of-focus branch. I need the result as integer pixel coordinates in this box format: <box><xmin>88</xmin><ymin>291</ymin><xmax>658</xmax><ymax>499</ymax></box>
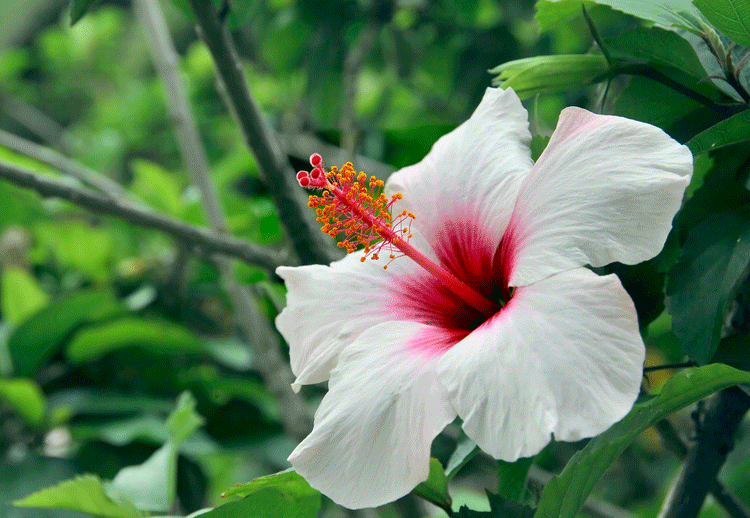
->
<box><xmin>654</xmin><ymin>418</ymin><xmax>750</xmax><ymax>518</ymax></box>
<box><xmin>657</xmin><ymin>387</ymin><xmax>750</xmax><ymax>518</ymax></box>
<box><xmin>0</xmin><ymin>128</ymin><xmax>127</xmax><ymax>199</ymax></box>
<box><xmin>134</xmin><ymin>0</ymin><xmax>313</xmax><ymax>441</ymax></box>
<box><xmin>0</xmin><ymin>159</ymin><xmax>286</xmax><ymax>272</ymax></box>
<box><xmin>0</xmin><ymin>91</ymin><xmax>78</xmax><ymax>153</ymax></box>
<box><xmin>186</xmin><ymin>0</ymin><xmax>338</xmax><ymax>266</ymax></box>
<box><xmin>340</xmin><ymin>22</ymin><xmax>378</xmax><ymax>155</ymax></box>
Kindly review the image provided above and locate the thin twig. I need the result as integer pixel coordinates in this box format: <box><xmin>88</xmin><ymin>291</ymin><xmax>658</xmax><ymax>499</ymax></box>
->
<box><xmin>186</xmin><ymin>0</ymin><xmax>338</xmax><ymax>266</ymax></box>
<box><xmin>0</xmin><ymin>91</ymin><xmax>77</xmax><ymax>153</ymax></box>
<box><xmin>657</xmin><ymin>387</ymin><xmax>750</xmax><ymax>518</ymax></box>
<box><xmin>134</xmin><ymin>0</ymin><xmax>313</xmax><ymax>441</ymax></box>
<box><xmin>0</xmin><ymin>128</ymin><xmax>128</xmax><ymax>199</ymax></box>
<box><xmin>0</xmin><ymin>159</ymin><xmax>286</xmax><ymax>272</ymax></box>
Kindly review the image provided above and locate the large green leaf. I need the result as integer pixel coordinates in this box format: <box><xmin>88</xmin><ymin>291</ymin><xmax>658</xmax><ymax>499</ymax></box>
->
<box><xmin>413</xmin><ymin>457</ymin><xmax>452</xmax><ymax>511</ymax></box>
<box><xmin>8</xmin><ymin>290</ymin><xmax>124</xmax><ymax>377</ymax></box>
<box><xmin>613</xmin><ymin>75</ymin><xmax>701</xmax><ymax>128</ymax></box>
<box><xmin>534</xmin><ymin>364</ymin><xmax>750</xmax><ymax>518</ymax></box>
<box><xmin>66</xmin><ymin>317</ymin><xmax>205</xmax><ymax>363</ymax></box>
<box><xmin>687</xmin><ymin>109</ymin><xmax>750</xmax><ymax>154</ymax></box>
<box><xmin>497</xmin><ymin>457</ymin><xmax>534</xmax><ymax>502</ymax></box>
<box><xmin>0</xmin><ymin>377</ymin><xmax>46</xmax><ymax>426</ymax></box>
<box><xmin>536</xmin><ymin>0</ymin><xmax>700</xmax><ymax>32</ymax></box>
<box><xmin>490</xmin><ymin>55</ymin><xmax>608</xmax><ymax>99</ymax></box>
<box><xmin>13</xmin><ymin>474</ymin><xmax>139</xmax><ymax>518</ymax></box>
<box><xmin>666</xmin><ymin>211</ymin><xmax>750</xmax><ymax>364</ymax></box>
<box><xmin>213</xmin><ymin>469</ymin><xmax>321</xmax><ymax>518</ymax></box>
<box><xmin>0</xmin><ymin>266</ymin><xmax>49</xmax><ymax>326</ymax></box>
<box><xmin>694</xmin><ymin>0</ymin><xmax>750</xmax><ymax>46</ymax></box>
<box><xmin>446</xmin><ymin>432</ymin><xmax>480</xmax><ymax>481</ymax></box>
<box><xmin>605</xmin><ymin>26</ymin><xmax>707</xmax><ymax>79</ymax></box>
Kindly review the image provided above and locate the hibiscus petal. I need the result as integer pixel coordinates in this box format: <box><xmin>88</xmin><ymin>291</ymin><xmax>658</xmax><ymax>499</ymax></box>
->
<box><xmin>387</xmin><ymin>87</ymin><xmax>533</xmax><ymax>256</ymax></box>
<box><xmin>276</xmin><ymin>251</ymin><xmax>416</xmax><ymax>390</ymax></box>
<box><xmin>437</xmin><ymin>268</ymin><xmax>644</xmax><ymax>461</ymax></box>
<box><xmin>504</xmin><ymin>107</ymin><xmax>692</xmax><ymax>287</ymax></box>
<box><xmin>288</xmin><ymin>321</ymin><xmax>456</xmax><ymax>509</ymax></box>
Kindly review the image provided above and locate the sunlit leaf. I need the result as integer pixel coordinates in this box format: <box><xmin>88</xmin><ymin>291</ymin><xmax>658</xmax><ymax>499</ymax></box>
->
<box><xmin>694</xmin><ymin>0</ymin><xmax>750</xmax><ymax>46</ymax></box>
<box><xmin>1</xmin><ymin>266</ymin><xmax>49</xmax><ymax>326</ymax></box>
<box><xmin>8</xmin><ymin>290</ymin><xmax>124</xmax><ymax>377</ymax></box>
<box><xmin>534</xmin><ymin>364</ymin><xmax>750</xmax><ymax>518</ymax></box>
<box><xmin>413</xmin><ymin>457</ymin><xmax>452</xmax><ymax>511</ymax></box>
<box><xmin>687</xmin><ymin>110</ymin><xmax>750</xmax><ymax>154</ymax></box>
<box><xmin>66</xmin><ymin>317</ymin><xmax>205</xmax><ymax>363</ymax></box>
<box><xmin>215</xmin><ymin>469</ymin><xmax>321</xmax><ymax>518</ymax></box>
<box><xmin>13</xmin><ymin>474</ymin><xmax>139</xmax><ymax>518</ymax></box>
<box><xmin>666</xmin><ymin>211</ymin><xmax>750</xmax><ymax>364</ymax></box>
<box><xmin>0</xmin><ymin>378</ymin><xmax>46</xmax><ymax>426</ymax></box>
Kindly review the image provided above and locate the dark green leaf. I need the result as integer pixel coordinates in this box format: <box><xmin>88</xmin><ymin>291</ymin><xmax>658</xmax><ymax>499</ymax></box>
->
<box><xmin>413</xmin><ymin>457</ymin><xmax>452</xmax><ymax>511</ymax></box>
<box><xmin>534</xmin><ymin>364</ymin><xmax>750</xmax><ymax>518</ymax></box>
<box><xmin>70</xmin><ymin>0</ymin><xmax>99</xmax><ymax>25</ymax></box>
<box><xmin>454</xmin><ymin>506</ymin><xmax>493</xmax><ymax>518</ymax></box>
<box><xmin>13</xmin><ymin>474</ymin><xmax>139</xmax><ymax>518</ymax></box>
<box><xmin>490</xmin><ymin>55</ymin><xmax>608</xmax><ymax>99</ymax></box>
<box><xmin>612</xmin><ymin>75</ymin><xmax>701</xmax><ymax>128</ymax></box>
<box><xmin>667</xmin><ymin>211</ymin><xmax>750</xmax><ymax>364</ymax></box>
<box><xmin>694</xmin><ymin>0</ymin><xmax>750</xmax><ymax>46</ymax></box>
<box><xmin>66</xmin><ymin>317</ymin><xmax>205</xmax><ymax>363</ymax></box>
<box><xmin>446</xmin><ymin>432</ymin><xmax>479</xmax><ymax>481</ymax></box>
<box><xmin>0</xmin><ymin>378</ymin><xmax>46</xmax><ymax>426</ymax></box>
<box><xmin>8</xmin><ymin>290</ymin><xmax>124</xmax><ymax>377</ymax></box>
<box><xmin>488</xmin><ymin>491</ymin><xmax>536</xmax><ymax>518</ymax></box>
<box><xmin>687</xmin><ymin>109</ymin><xmax>750</xmax><ymax>154</ymax></box>
<box><xmin>497</xmin><ymin>457</ymin><xmax>534</xmax><ymax>502</ymax></box>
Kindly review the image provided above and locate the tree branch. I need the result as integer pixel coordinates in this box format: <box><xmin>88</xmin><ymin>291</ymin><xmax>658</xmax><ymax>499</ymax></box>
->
<box><xmin>657</xmin><ymin>387</ymin><xmax>750</xmax><ymax>518</ymax></box>
<box><xmin>186</xmin><ymin>0</ymin><xmax>338</xmax><ymax>266</ymax></box>
<box><xmin>0</xmin><ymin>128</ymin><xmax>127</xmax><ymax>200</ymax></box>
<box><xmin>134</xmin><ymin>0</ymin><xmax>313</xmax><ymax>441</ymax></box>
<box><xmin>0</xmin><ymin>159</ymin><xmax>286</xmax><ymax>272</ymax></box>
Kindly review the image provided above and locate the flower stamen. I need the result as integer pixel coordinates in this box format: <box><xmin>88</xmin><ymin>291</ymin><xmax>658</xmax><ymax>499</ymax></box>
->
<box><xmin>297</xmin><ymin>154</ymin><xmax>501</xmax><ymax>317</ymax></box>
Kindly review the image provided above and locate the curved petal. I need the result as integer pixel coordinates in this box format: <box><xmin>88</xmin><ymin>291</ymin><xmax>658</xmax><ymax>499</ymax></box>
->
<box><xmin>504</xmin><ymin>107</ymin><xmax>693</xmax><ymax>287</ymax></box>
<box><xmin>276</xmin><ymin>250</ymin><xmax>427</xmax><ymax>390</ymax></box>
<box><xmin>437</xmin><ymin>268</ymin><xmax>644</xmax><ymax>461</ymax></box>
<box><xmin>289</xmin><ymin>321</ymin><xmax>456</xmax><ymax>509</ymax></box>
<box><xmin>387</xmin><ymin>87</ymin><xmax>533</xmax><ymax>256</ymax></box>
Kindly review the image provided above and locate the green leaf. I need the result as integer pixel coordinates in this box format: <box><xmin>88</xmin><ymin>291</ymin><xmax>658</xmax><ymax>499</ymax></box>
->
<box><xmin>13</xmin><ymin>474</ymin><xmax>139</xmax><ymax>518</ymax></box>
<box><xmin>446</xmin><ymin>432</ymin><xmax>480</xmax><ymax>481</ymax></box>
<box><xmin>605</xmin><ymin>26</ymin><xmax>708</xmax><ymax>79</ymax></box>
<box><xmin>536</xmin><ymin>0</ymin><xmax>700</xmax><ymax>32</ymax></box>
<box><xmin>109</xmin><ymin>392</ymin><xmax>203</xmax><ymax>512</ymax></box>
<box><xmin>8</xmin><ymin>290</ymin><xmax>124</xmax><ymax>377</ymax></box>
<box><xmin>1</xmin><ymin>266</ymin><xmax>49</xmax><ymax>326</ymax></box>
<box><xmin>0</xmin><ymin>378</ymin><xmax>46</xmax><ymax>426</ymax></box>
<box><xmin>694</xmin><ymin>0</ymin><xmax>750</xmax><ymax>46</ymax></box>
<box><xmin>497</xmin><ymin>457</ymin><xmax>534</xmax><ymax>502</ymax></box>
<box><xmin>534</xmin><ymin>364</ymin><xmax>750</xmax><ymax>518</ymax></box>
<box><xmin>70</xmin><ymin>0</ymin><xmax>98</xmax><ymax>25</ymax></box>
<box><xmin>214</xmin><ymin>469</ymin><xmax>321</xmax><ymax>518</ymax></box>
<box><xmin>488</xmin><ymin>491</ymin><xmax>536</xmax><ymax>518</ymax></box>
<box><xmin>687</xmin><ymin>109</ymin><xmax>750</xmax><ymax>154</ymax></box>
<box><xmin>666</xmin><ymin>212</ymin><xmax>750</xmax><ymax>364</ymax></box>
<box><xmin>129</xmin><ymin>158</ymin><xmax>184</xmax><ymax>217</ymax></box>
<box><xmin>66</xmin><ymin>317</ymin><xmax>205</xmax><ymax>363</ymax></box>
<box><xmin>612</xmin><ymin>75</ymin><xmax>701</xmax><ymax>128</ymax></box>
<box><xmin>166</xmin><ymin>391</ymin><xmax>205</xmax><ymax>445</ymax></box>
<box><xmin>413</xmin><ymin>457</ymin><xmax>452</xmax><ymax>511</ymax></box>
<box><xmin>490</xmin><ymin>55</ymin><xmax>608</xmax><ymax>99</ymax></box>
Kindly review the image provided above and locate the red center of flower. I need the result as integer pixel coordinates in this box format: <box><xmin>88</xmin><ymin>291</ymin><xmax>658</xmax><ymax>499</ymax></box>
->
<box><xmin>297</xmin><ymin>154</ymin><xmax>501</xmax><ymax>319</ymax></box>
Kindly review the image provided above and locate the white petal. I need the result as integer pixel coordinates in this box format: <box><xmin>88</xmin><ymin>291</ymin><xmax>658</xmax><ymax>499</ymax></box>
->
<box><xmin>505</xmin><ymin>107</ymin><xmax>693</xmax><ymax>287</ymax></box>
<box><xmin>437</xmin><ymin>268</ymin><xmax>644</xmax><ymax>461</ymax></box>
<box><xmin>387</xmin><ymin>87</ymin><xmax>533</xmax><ymax>255</ymax></box>
<box><xmin>276</xmin><ymin>251</ymin><xmax>426</xmax><ymax>390</ymax></box>
<box><xmin>289</xmin><ymin>321</ymin><xmax>456</xmax><ymax>509</ymax></box>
